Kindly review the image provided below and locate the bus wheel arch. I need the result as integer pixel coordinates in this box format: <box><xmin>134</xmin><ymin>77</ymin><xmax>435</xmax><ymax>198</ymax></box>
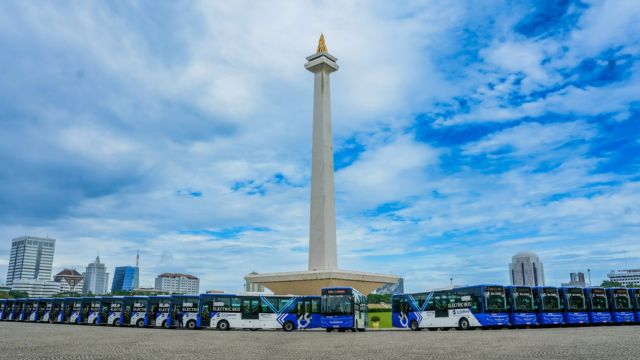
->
<box><xmin>186</xmin><ymin>319</ymin><xmax>197</xmax><ymax>330</ymax></box>
<box><xmin>410</xmin><ymin>320</ymin><xmax>420</xmax><ymax>331</ymax></box>
<box><xmin>282</xmin><ymin>321</ymin><xmax>295</xmax><ymax>332</ymax></box>
<box><xmin>217</xmin><ymin>320</ymin><xmax>230</xmax><ymax>331</ymax></box>
<box><xmin>136</xmin><ymin>319</ymin><xmax>145</xmax><ymax>328</ymax></box>
<box><xmin>458</xmin><ymin>317</ymin><xmax>470</xmax><ymax>330</ymax></box>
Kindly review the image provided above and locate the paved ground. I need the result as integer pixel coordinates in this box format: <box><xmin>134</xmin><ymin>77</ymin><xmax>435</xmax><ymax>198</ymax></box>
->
<box><xmin>0</xmin><ymin>322</ymin><xmax>639</xmax><ymax>360</ymax></box>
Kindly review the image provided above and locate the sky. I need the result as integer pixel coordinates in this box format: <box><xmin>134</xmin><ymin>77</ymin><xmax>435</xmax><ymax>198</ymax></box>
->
<box><xmin>0</xmin><ymin>0</ymin><xmax>639</xmax><ymax>293</ymax></box>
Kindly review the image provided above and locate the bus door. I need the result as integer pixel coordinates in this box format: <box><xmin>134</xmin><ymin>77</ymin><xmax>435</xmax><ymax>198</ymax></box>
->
<box><xmin>200</xmin><ymin>300</ymin><xmax>211</xmax><ymax>326</ymax></box>
<box><xmin>80</xmin><ymin>301</ymin><xmax>91</xmax><ymax>324</ymax></box>
<box><xmin>295</xmin><ymin>298</ymin><xmax>314</xmax><ymax>329</ymax></box>
<box><xmin>122</xmin><ymin>299</ymin><xmax>133</xmax><ymax>325</ymax></box>
<box><xmin>241</xmin><ymin>298</ymin><xmax>259</xmax><ymax>320</ymax></box>
<box><xmin>23</xmin><ymin>302</ymin><xmax>34</xmax><ymax>321</ymax></box>
<box><xmin>434</xmin><ymin>294</ymin><xmax>449</xmax><ymax>318</ymax></box>
<box><xmin>148</xmin><ymin>300</ymin><xmax>159</xmax><ymax>326</ymax></box>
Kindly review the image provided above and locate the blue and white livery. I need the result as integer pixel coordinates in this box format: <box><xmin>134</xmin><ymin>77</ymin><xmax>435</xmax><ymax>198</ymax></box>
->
<box><xmin>532</xmin><ymin>287</ymin><xmax>564</xmax><ymax>326</ymax></box>
<box><xmin>559</xmin><ymin>287</ymin><xmax>589</xmax><ymax>325</ymax></box>
<box><xmin>393</xmin><ymin>285</ymin><xmax>510</xmax><ymax>330</ymax></box>
<box><xmin>607</xmin><ymin>288</ymin><xmax>635</xmax><ymax>323</ymax></box>
<box><xmin>585</xmin><ymin>287</ymin><xmax>612</xmax><ymax>324</ymax></box>
<box><xmin>321</xmin><ymin>287</ymin><xmax>367</xmax><ymax>332</ymax></box>
<box><xmin>505</xmin><ymin>286</ymin><xmax>538</xmax><ymax>326</ymax></box>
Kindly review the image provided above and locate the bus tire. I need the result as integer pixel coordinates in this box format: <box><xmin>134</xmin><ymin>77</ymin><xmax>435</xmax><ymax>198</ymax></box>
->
<box><xmin>282</xmin><ymin>321</ymin><xmax>295</xmax><ymax>332</ymax></box>
<box><xmin>92</xmin><ymin>319</ymin><xmax>97</xmax><ymax>325</ymax></box>
<box><xmin>458</xmin><ymin>317</ymin><xmax>470</xmax><ymax>330</ymax></box>
<box><xmin>410</xmin><ymin>320</ymin><xmax>420</xmax><ymax>331</ymax></box>
<box><xmin>136</xmin><ymin>319</ymin><xmax>145</xmax><ymax>328</ymax></box>
<box><xmin>186</xmin><ymin>320</ymin><xmax>197</xmax><ymax>330</ymax></box>
<box><xmin>217</xmin><ymin>320</ymin><xmax>230</xmax><ymax>331</ymax></box>
<box><xmin>113</xmin><ymin>320</ymin><xmax>119</xmax><ymax>326</ymax></box>
<box><xmin>162</xmin><ymin>320</ymin><xmax>168</xmax><ymax>329</ymax></box>
<box><xmin>325</xmin><ymin>328</ymin><xmax>333</xmax><ymax>332</ymax></box>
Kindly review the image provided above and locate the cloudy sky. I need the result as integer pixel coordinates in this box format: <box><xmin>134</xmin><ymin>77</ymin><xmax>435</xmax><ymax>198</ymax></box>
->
<box><xmin>0</xmin><ymin>0</ymin><xmax>639</xmax><ymax>293</ymax></box>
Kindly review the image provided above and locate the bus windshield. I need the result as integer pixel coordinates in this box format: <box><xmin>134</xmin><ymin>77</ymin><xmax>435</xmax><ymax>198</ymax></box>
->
<box><xmin>590</xmin><ymin>292</ymin><xmax>608</xmax><ymax>311</ymax></box>
<box><xmin>484</xmin><ymin>287</ymin><xmax>506</xmax><ymax>312</ymax></box>
<box><xmin>322</xmin><ymin>295</ymin><xmax>352</xmax><ymax>316</ymax></box>
<box><xmin>541</xmin><ymin>288</ymin><xmax>561</xmax><ymax>311</ymax></box>
<box><xmin>612</xmin><ymin>290</ymin><xmax>631</xmax><ymax>310</ymax></box>
<box><xmin>514</xmin><ymin>292</ymin><xmax>534</xmax><ymax>311</ymax></box>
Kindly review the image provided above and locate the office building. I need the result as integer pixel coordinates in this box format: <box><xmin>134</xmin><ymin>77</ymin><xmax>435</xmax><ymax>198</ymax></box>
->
<box><xmin>607</xmin><ymin>269</ymin><xmax>640</xmax><ymax>287</ymax></box>
<box><xmin>155</xmin><ymin>273</ymin><xmax>199</xmax><ymax>294</ymax></box>
<box><xmin>53</xmin><ymin>269</ymin><xmax>84</xmax><ymax>293</ymax></box>
<box><xmin>82</xmin><ymin>256</ymin><xmax>110</xmax><ymax>295</ymax></box>
<box><xmin>111</xmin><ymin>266</ymin><xmax>139</xmax><ymax>292</ymax></box>
<box><xmin>509</xmin><ymin>251</ymin><xmax>545</xmax><ymax>286</ymax></box>
<box><xmin>11</xmin><ymin>279</ymin><xmax>61</xmax><ymax>297</ymax></box>
<box><xmin>6</xmin><ymin>236</ymin><xmax>56</xmax><ymax>287</ymax></box>
<box><xmin>561</xmin><ymin>272</ymin><xmax>586</xmax><ymax>287</ymax></box>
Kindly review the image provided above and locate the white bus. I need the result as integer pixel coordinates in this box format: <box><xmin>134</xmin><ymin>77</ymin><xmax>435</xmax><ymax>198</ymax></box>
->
<box><xmin>201</xmin><ymin>294</ymin><xmax>321</xmax><ymax>331</ymax></box>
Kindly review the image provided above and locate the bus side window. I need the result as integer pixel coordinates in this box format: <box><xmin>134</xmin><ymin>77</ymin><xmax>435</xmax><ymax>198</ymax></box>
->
<box><xmin>311</xmin><ymin>299</ymin><xmax>320</xmax><ymax>314</ymax></box>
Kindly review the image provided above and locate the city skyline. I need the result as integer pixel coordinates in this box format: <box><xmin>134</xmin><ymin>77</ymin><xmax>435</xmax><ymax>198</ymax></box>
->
<box><xmin>0</xmin><ymin>1</ymin><xmax>639</xmax><ymax>293</ymax></box>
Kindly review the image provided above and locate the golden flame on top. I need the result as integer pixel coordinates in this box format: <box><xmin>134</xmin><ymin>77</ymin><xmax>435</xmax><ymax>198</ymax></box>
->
<box><xmin>316</xmin><ymin>33</ymin><xmax>328</xmax><ymax>53</ymax></box>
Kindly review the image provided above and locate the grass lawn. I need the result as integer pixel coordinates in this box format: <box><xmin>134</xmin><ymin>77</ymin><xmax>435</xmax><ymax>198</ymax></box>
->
<box><xmin>369</xmin><ymin>311</ymin><xmax>392</xmax><ymax>328</ymax></box>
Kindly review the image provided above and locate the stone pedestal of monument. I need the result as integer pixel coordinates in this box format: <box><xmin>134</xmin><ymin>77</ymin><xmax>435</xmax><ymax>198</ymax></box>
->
<box><xmin>244</xmin><ymin>35</ymin><xmax>398</xmax><ymax>295</ymax></box>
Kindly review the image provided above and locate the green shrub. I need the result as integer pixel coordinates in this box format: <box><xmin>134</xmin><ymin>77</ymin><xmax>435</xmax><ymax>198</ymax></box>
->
<box><xmin>371</xmin><ymin>316</ymin><xmax>380</xmax><ymax>322</ymax></box>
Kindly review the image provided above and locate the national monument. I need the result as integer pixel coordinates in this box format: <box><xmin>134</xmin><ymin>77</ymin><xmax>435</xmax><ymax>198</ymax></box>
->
<box><xmin>244</xmin><ymin>35</ymin><xmax>399</xmax><ymax>295</ymax></box>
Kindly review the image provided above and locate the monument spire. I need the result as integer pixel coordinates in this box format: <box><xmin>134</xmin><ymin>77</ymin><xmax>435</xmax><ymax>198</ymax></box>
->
<box><xmin>316</xmin><ymin>33</ymin><xmax>328</xmax><ymax>53</ymax></box>
<box><xmin>305</xmin><ymin>36</ymin><xmax>339</xmax><ymax>271</ymax></box>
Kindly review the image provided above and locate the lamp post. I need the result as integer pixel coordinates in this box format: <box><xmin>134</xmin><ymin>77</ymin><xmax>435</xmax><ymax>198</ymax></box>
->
<box><xmin>587</xmin><ymin>269</ymin><xmax>591</xmax><ymax>287</ymax></box>
<box><xmin>450</xmin><ymin>277</ymin><xmax>453</xmax><ymax>286</ymax></box>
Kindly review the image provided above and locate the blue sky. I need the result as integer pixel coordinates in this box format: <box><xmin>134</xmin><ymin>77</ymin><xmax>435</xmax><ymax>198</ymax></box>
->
<box><xmin>0</xmin><ymin>0</ymin><xmax>639</xmax><ymax>293</ymax></box>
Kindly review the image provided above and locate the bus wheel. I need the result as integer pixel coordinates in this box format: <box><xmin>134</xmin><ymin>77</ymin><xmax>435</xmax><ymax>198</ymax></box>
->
<box><xmin>458</xmin><ymin>318</ymin><xmax>470</xmax><ymax>330</ymax></box>
<box><xmin>410</xmin><ymin>320</ymin><xmax>420</xmax><ymax>331</ymax></box>
<box><xmin>162</xmin><ymin>320</ymin><xmax>168</xmax><ymax>329</ymax></box>
<box><xmin>325</xmin><ymin>328</ymin><xmax>333</xmax><ymax>332</ymax></box>
<box><xmin>92</xmin><ymin>319</ymin><xmax>97</xmax><ymax>325</ymax></box>
<box><xmin>217</xmin><ymin>320</ymin><xmax>230</xmax><ymax>331</ymax></box>
<box><xmin>282</xmin><ymin>321</ymin><xmax>295</xmax><ymax>332</ymax></box>
<box><xmin>113</xmin><ymin>320</ymin><xmax>119</xmax><ymax>326</ymax></box>
<box><xmin>136</xmin><ymin>319</ymin><xmax>145</xmax><ymax>328</ymax></box>
<box><xmin>186</xmin><ymin>320</ymin><xmax>197</xmax><ymax>330</ymax></box>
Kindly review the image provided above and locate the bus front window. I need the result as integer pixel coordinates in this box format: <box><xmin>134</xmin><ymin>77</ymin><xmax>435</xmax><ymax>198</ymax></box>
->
<box><xmin>591</xmin><ymin>295</ymin><xmax>608</xmax><ymax>310</ymax></box>
<box><xmin>614</xmin><ymin>295</ymin><xmax>631</xmax><ymax>310</ymax></box>
<box><xmin>484</xmin><ymin>292</ymin><xmax>506</xmax><ymax>312</ymax></box>
<box><xmin>542</xmin><ymin>295</ymin><xmax>561</xmax><ymax>311</ymax></box>
<box><xmin>515</xmin><ymin>295</ymin><xmax>534</xmax><ymax>311</ymax></box>
<box><xmin>322</xmin><ymin>295</ymin><xmax>353</xmax><ymax>316</ymax></box>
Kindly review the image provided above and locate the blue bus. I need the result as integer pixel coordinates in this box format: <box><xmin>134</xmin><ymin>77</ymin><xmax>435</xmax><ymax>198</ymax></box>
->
<box><xmin>50</xmin><ymin>298</ymin><xmax>66</xmax><ymax>323</ymax></box>
<box><xmin>99</xmin><ymin>296</ymin><xmax>136</xmax><ymax>326</ymax></box>
<box><xmin>200</xmin><ymin>294</ymin><xmax>320</xmax><ymax>331</ymax></box>
<box><xmin>321</xmin><ymin>287</ymin><xmax>367</xmax><ymax>332</ymax></box>
<box><xmin>67</xmin><ymin>298</ymin><xmax>84</xmax><ymax>324</ymax></box>
<box><xmin>37</xmin><ymin>299</ymin><xmax>53</xmax><ymax>322</ymax></box>
<box><xmin>532</xmin><ymin>287</ymin><xmax>564</xmax><ymax>326</ymax></box>
<box><xmin>559</xmin><ymin>287</ymin><xmax>589</xmax><ymax>325</ymax></box>
<box><xmin>630</xmin><ymin>288</ymin><xmax>640</xmax><ymax>323</ymax></box>
<box><xmin>15</xmin><ymin>299</ymin><xmax>27</xmax><ymax>321</ymax></box>
<box><xmin>607</xmin><ymin>288</ymin><xmax>635</xmax><ymax>323</ymax></box>
<box><xmin>144</xmin><ymin>296</ymin><xmax>171</xmax><ymax>328</ymax></box>
<box><xmin>505</xmin><ymin>286</ymin><xmax>538</xmax><ymax>326</ymax></box>
<box><xmin>0</xmin><ymin>299</ymin><xmax>6</xmax><ymax>320</ymax></box>
<box><xmin>2</xmin><ymin>299</ymin><xmax>15</xmax><ymax>320</ymax></box>
<box><xmin>24</xmin><ymin>299</ymin><xmax>40</xmax><ymax>322</ymax></box>
<box><xmin>392</xmin><ymin>285</ymin><xmax>510</xmax><ymax>330</ymax></box>
<box><xmin>170</xmin><ymin>295</ymin><xmax>200</xmax><ymax>329</ymax></box>
<box><xmin>127</xmin><ymin>296</ymin><xmax>149</xmax><ymax>327</ymax></box>
<box><xmin>585</xmin><ymin>287</ymin><xmax>612</xmax><ymax>324</ymax></box>
<box><xmin>82</xmin><ymin>297</ymin><xmax>101</xmax><ymax>325</ymax></box>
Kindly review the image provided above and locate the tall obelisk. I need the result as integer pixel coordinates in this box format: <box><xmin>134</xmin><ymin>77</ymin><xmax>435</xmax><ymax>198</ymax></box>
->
<box><xmin>305</xmin><ymin>34</ymin><xmax>338</xmax><ymax>271</ymax></box>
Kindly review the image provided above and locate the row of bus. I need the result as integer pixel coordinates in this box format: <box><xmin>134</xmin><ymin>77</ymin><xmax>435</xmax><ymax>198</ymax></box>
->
<box><xmin>0</xmin><ymin>287</ymin><xmax>367</xmax><ymax>332</ymax></box>
<box><xmin>391</xmin><ymin>285</ymin><xmax>640</xmax><ymax>330</ymax></box>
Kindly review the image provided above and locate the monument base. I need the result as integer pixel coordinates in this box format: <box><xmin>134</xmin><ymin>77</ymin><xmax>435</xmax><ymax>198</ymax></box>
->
<box><xmin>244</xmin><ymin>269</ymin><xmax>399</xmax><ymax>296</ymax></box>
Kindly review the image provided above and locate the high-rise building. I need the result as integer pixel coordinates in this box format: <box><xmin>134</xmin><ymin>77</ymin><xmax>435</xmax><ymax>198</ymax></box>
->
<box><xmin>11</xmin><ymin>279</ymin><xmax>61</xmax><ymax>297</ymax></box>
<box><xmin>509</xmin><ymin>251</ymin><xmax>545</xmax><ymax>286</ymax></box>
<box><xmin>53</xmin><ymin>269</ymin><xmax>84</xmax><ymax>293</ymax></box>
<box><xmin>82</xmin><ymin>256</ymin><xmax>110</xmax><ymax>295</ymax></box>
<box><xmin>6</xmin><ymin>236</ymin><xmax>56</xmax><ymax>287</ymax></box>
<box><xmin>607</xmin><ymin>269</ymin><xmax>640</xmax><ymax>287</ymax></box>
<box><xmin>155</xmin><ymin>273</ymin><xmax>199</xmax><ymax>294</ymax></box>
<box><xmin>561</xmin><ymin>272</ymin><xmax>586</xmax><ymax>287</ymax></box>
<box><xmin>111</xmin><ymin>266</ymin><xmax>139</xmax><ymax>292</ymax></box>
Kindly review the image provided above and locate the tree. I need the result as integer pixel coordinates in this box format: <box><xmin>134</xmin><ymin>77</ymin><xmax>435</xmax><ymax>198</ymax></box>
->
<box><xmin>600</xmin><ymin>281</ymin><xmax>624</xmax><ymax>288</ymax></box>
<box><xmin>8</xmin><ymin>290</ymin><xmax>29</xmax><ymax>298</ymax></box>
<box><xmin>368</xmin><ymin>293</ymin><xmax>391</xmax><ymax>304</ymax></box>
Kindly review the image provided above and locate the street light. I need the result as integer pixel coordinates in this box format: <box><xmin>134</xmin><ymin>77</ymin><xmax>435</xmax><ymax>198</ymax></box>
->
<box><xmin>587</xmin><ymin>269</ymin><xmax>592</xmax><ymax>287</ymax></box>
<box><xmin>450</xmin><ymin>277</ymin><xmax>453</xmax><ymax>286</ymax></box>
